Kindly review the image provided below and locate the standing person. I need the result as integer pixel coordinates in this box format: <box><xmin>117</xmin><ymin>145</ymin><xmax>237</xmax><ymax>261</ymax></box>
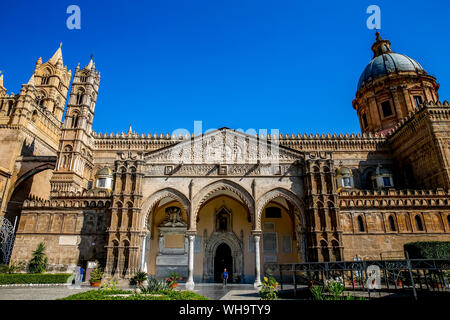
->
<box><xmin>222</xmin><ymin>268</ymin><xmax>228</xmax><ymax>287</ymax></box>
<box><xmin>79</xmin><ymin>266</ymin><xmax>84</xmax><ymax>283</ymax></box>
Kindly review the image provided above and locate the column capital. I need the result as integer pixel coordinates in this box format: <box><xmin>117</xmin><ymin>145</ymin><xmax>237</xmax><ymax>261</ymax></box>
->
<box><xmin>251</xmin><ymin>230</ymin><xmax>262</xmax><ymax>236</ymax></box>
<box><xmin>186</xmin><ymin>230</ymin><xmax>197</xmax><ymax>237</ymax></box>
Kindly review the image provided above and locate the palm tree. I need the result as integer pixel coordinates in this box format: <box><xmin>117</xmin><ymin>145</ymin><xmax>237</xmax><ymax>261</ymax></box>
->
<box><xmin>28</xmin><ymin>242</ymin><xmax>48</xmax><ymax>273</ymax></box>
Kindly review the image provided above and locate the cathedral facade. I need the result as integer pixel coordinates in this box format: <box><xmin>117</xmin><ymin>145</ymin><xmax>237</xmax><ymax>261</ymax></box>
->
<box><xmin>1</xmin><ymin>33</ymin><xmax>449</xmax><ymax>288</ymax></box>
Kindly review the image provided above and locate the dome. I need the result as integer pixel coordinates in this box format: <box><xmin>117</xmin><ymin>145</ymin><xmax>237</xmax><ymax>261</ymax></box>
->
<box><xmin>336</xmin><ymin>167</ymin><xmax>352</xmax><ymax>176</ymax></box>
<box><xmin>96</xmin><ymin>167</ymin><xmax>113</xmax><ymax>177</ymax></box>
<box><xmin>357</xmin><ymin>32</ymin><xmax>426</xmax><ymax>91</ymax></box>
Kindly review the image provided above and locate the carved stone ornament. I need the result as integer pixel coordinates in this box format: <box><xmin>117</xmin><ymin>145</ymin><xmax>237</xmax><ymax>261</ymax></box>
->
<box><xmin>160</xmin><ymin>206</ymin><xmax>187</xmax><ymax>227</ymax></box>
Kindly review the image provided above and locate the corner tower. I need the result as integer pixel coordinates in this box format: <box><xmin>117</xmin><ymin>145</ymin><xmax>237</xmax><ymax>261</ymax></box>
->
<box><xmin>353</xmin><ymin>32</ymin><xmax>440</xmax><ymax>134</ymax></box>
<box><xmin>50</xmin><ymin>56</ymin><xmax>101</xmax><ymax>193</ymax></box>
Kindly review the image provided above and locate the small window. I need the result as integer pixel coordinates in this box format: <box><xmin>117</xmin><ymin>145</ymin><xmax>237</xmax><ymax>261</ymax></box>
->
<box><xmin>72</xmin><ymin>113</ymin><xmax>79</xmax><ymax>128</ymax></box>
<box><xmin>41</xmin><ymin>77</ymin><xmax>49</xmax><ymax>85</ymax></box>
<box><xmin>388</xmin><ymin>215</ymin><xmax>396</xmax><ymax>231</ymax></box>
<box><xmin>415</xmin><ymin>215</ymin><xmax>424</xmax><ymax>231</ymax></box>
<box><xmin>97</xmin><ymin>178</ymin><xmax>107</xmax><ymax>188</ymax></box>
<box><xmin>362</xmin><ymin>113</ymin><xmax>368</xmax><ymax>128</ymax></box>
<box><xmin>357</xmin><ymin>216</ymin><xmax>365</xmax><ymax>232</ymax></box>
<box><xmin>413</xmin><ymin>96</ymin><xmax>423</xmax><ymax>108</ymax></box>
<box><xmin>381</xmin><ymin>100</ymin><xmax>393</xmax><ymax>117</ymax></box>
<box><xmin>343</xmin><ymin>177</ymin><xmax>352</xmax><ymax>187</ymax></box>
<box><xmin>383</xmin><ymin>177</ymin><xmax>392</xmax><ymax>187</ymax></box>
<box><xmin>265</xmin><ymin>207</ymin><xmax>282</xmax><ymax>219</ymax></box>
<box><xmin>76</xmin><ymin>93</ymin><xmax>84</xmax><ymax>105</ymax></box>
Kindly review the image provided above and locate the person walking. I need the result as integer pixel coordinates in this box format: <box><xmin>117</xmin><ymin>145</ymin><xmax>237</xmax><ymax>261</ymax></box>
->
<box><xmin>222</xmin><ymin>268</ymin><xmax>228</xmax><ymax>287</ymax></box>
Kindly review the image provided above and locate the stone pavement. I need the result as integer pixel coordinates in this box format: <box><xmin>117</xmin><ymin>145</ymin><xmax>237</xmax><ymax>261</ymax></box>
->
<box><xmin>178</xmin><ymin>283</ymin><xmax>259</xmax><ymax>300</ymax></box>
<box><xmin>0</xmin><ymin>285</ymin><xmax>92</xmax><ymax>300</ymax></box>
<box><xmin>0</xmin><ymin>283</ymin><xmax>260</xmax><ymax>300</ymax></box>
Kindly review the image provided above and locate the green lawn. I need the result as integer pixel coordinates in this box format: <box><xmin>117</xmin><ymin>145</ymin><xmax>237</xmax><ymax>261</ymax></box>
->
<box><xmin>60</xmin><ymin>289</ymin><xmax>209</xmax><ymax>300</ymax></box>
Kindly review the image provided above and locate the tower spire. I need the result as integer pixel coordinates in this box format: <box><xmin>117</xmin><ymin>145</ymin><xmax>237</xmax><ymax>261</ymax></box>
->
<box><xmin>86</xmin><ymin>54</ymin><xmax>94</xmax><ymax>70</ymax></box>
<box><xmin>48</xmin><ymin>43</ymin><xmax>64</xmax><ymax>66</ymax></box>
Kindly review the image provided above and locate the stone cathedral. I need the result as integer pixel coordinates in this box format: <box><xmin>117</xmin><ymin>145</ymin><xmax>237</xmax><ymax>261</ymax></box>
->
<box><xmin>0</xmin><ymin>33</ymin><xmax>449</xmax><ymax>288</ymax></box>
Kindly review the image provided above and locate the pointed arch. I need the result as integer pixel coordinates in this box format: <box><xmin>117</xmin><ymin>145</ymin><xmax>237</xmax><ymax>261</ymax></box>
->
<box><xmin>256</xmin><ymin>188</ymin><xmax>305</xmax><ymax>231</ymax></box>
<box><xmin>192</xmin><ymin>180</ymin><xmax>255</xmax><ymax>230</ymax></box>
<box><xmin>141</xmin><ymin>188</ymin><xmax>191</xmax><ymax>228</ymax></box>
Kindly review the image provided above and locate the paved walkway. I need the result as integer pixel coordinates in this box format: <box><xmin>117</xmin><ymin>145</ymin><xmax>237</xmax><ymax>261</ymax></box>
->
<box><xmin>179</xmin><ymin>283</ymin><xmax>259</xmax><ymax>300</ymax></box>
<box><xmin>0</xmin><ymin>283</ymin><xmax>260</xmax><ymax>300</ymax></box>
<box><xmin>0</xmin><ymin>285</ymin><xmax>92</xmax><ymax>300</ymax></box>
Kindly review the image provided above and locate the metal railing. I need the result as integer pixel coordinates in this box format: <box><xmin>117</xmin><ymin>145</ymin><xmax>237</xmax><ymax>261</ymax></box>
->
<box><xmin>264</xmin><ymin>258</ymin><xmax>450</xmax><ymax>300</ymax></box>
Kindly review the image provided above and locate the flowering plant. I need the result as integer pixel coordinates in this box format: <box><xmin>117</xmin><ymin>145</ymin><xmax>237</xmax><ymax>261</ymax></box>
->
<box><xmin>258</xmin><ymin>275</ymin><xmax>279</xmax><ymax>300</ymax></box>
<box><xmin>100</xmin><ymin>277</ymin><xmax>118</xmax><ymax>291</ymax></box>
<box><xmin>166</xmin><ymin>272</ymin><xmax>182</xmax><ymax>288</ymax></box>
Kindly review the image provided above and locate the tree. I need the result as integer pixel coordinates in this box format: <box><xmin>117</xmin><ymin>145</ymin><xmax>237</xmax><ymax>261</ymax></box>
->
<box><xmin>28</xmin><ymin>242</ymin><xmax>48</xmax><ymax>273</ymax></box>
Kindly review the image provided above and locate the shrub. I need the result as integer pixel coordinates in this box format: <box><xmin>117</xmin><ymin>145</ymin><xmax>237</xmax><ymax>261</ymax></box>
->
<box><xmin>132</xmin><ymin>271</ymin><xmax>148</xmax><ymax>285</ymax></box>
<box><xmin>310</xmin><ymin>285</ymin><xmax>324</xmax><ymax>300</ymax></box>
<box><xmin>327</xmin><ymin>279</ymin><xmax>345</xmax><ymax>299</ymax></box>
<box><xmin>0</xmin><ymin>273</ymin><xmax>71</xmax><ymax>285</ymax></box>
<box><xmin>100</xmin><ymin>277</ymin><xmax>119</xmax><ymax>291</ymax></box>
<box><xmin>404</xmin><ymin>241</ymin><xmax>450</xmax><ymax>259</ymax></box>
<box><xmin>89</xmin><ymin>263</ymin><xmax>103</xmax><ymax>284</ymax></box>
<box><xmin>141</xmin><ymin>276</ymin><xmax>168</xmax><ymax>293</ymax></box>
<box><xmin>28</xmin><ymin>243</ymin><xmax>48</xmax><ymax>274</ymax></box>
<box><xmin>0</xmin><ymin>261</ymin><xmax>26</xmax><ymax>274</ymax></box>
<box><xmin>258</xmin><ymin>275</ymin><xmax>278</xmax><ymax>300</ymax></box>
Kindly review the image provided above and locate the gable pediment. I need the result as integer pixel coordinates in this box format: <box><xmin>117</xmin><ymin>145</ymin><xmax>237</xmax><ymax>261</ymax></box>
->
<box><xmin>144</xmin><ymin>128</ymin><xmax>303</xmax><ymax>164</ymax></box>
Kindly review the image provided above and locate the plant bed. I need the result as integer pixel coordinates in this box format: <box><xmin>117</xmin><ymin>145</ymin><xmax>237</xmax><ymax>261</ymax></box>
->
<box><xmin>60</xmin><ymin>289</ymin><xmax>208</xmax><ymax>300</ymax></box>
<box><xmin>0</xmin><ymin>273</ymin><xmax>72</xmax><ymax>285</ymax></box>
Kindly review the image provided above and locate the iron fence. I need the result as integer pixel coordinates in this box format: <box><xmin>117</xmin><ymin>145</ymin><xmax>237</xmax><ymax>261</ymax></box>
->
<box><xmin>264</xmin><ymin>258</ymin><xmax>450</xmax><ymax>300</ymax></box>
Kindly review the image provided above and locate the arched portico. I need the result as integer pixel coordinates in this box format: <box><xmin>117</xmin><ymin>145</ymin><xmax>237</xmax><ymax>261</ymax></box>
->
<box><xmin>191</xmin><ymin>180</ymin><xmax>255</xmax><ymax>230</ymax></box>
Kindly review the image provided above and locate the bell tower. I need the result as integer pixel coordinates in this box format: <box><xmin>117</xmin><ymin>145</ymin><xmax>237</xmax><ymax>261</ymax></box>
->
<box><xmin>50</xmin><ymin>56</ymin><xmax>101</xmax><ymax>193</ymax></box>
<box><xmin>13</xmin><ymin>43</ymin><xmax>72</xmax><ymax>123</ymax></box>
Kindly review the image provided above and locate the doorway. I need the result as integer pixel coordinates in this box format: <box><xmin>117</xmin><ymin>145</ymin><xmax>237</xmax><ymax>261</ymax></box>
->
<box><xmin>214</xmin><ymin>243</ymin><xmax>233</xmax><ymax>283</ymax></box>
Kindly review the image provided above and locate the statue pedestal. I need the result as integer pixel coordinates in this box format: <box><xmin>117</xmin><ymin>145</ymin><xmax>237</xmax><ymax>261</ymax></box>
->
<box><xmin>155</xmin><ymin>207</ymin><xmax>188</xmax><ymax>279</ymax></box>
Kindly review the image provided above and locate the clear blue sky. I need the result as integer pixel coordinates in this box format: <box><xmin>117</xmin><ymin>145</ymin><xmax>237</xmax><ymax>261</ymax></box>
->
<box><xmin>1</xmin><ymin>0</ymin><xmax>449</xmax><ymax>135</ymax></box>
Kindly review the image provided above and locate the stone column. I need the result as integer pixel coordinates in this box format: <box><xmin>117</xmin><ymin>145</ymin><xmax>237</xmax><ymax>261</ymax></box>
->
<box><xmin>104</xmin><ymin>246</ymin><xmax>114</xmax><ymax>275</ymax></box>
<box><xmin>140</xmin><ymin>234</ymin><xmax>148</xmax><ymax>272</ymax></box>
<box><xmin>253</xmin><ymin>231</ymin><xmax>262</xmax><ymax>288</ymax></box>
<box><xmin>186</xmin><ymin>232</ymin><xmax>196</xmax><ymax>291</ymax></box>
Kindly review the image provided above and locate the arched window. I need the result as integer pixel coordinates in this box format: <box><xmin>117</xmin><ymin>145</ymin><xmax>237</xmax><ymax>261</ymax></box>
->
<box><xmin>71</xmin><ymin>112</ymin><xmax>79</xmax><ymax>128</ymax></box>
<box><xmin>388</xmin><ymin>215</ymin><xmax>396</xmax><ymax>231</ymax></box>
<box><xmin>331</xmin><ymin>240</ymin><xmax>341</xmax><ymax>261</ymax></box>
<box><xmin>111</xmin><ymin>240</ymin><xmax>119</xmax><ymax>275</ymax></box>
<box><xmin>76</xmin><ymin>89</ymin><xmax>84</xmax><ymax>105</ymax></box>
<box><xmin>320</xmin><ymin>240</ymin><xmax>329</xmax><ymax>262</ymax></box>
<box><xmin>324</xmin><ymin>166</ymin><xmax>333</xmax><ymax>194</ymax></box>
<box><xmin>314</xmin><ymin>166</ymin><xmax>322</xmax><ymax>194</ymax></box>
<box><xmin>32</xmin><ymin>110</ymin><xmax>38</xmax><ymax>122</ymax></box>
<box><xmin>117</xmin><ymin>203</ymin><xmax>123</xmax><ymax>229</ymax></box>
<box><xmin>415</xmin><ymin>215</ymin><xmax>424</xmax><ymax>231</ymax></box>
<box><xmin>357</xmin><ymin>215</ymin><xmax>365</xmax><ymax>232</ymax></box>
<box><xmin>41</xmin><ymin>68</ymin><xmax>51</xmax><ymax>85</ymax></box>
<box><xmin>7</xmin><ymin>101</ymin><xmax>13</xmax><ymax>116</ymax></box>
